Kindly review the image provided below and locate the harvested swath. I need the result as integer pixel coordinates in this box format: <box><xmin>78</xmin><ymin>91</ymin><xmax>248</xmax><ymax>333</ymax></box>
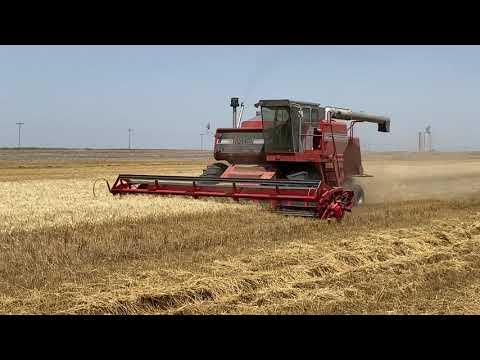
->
<box><xmin>2</xmin><ymin>196</ymin><xmax>480</xmax><ymax>314</ymax></box>
<box><xmin>49</xmin><ymin>215</ymin><xmax>480</xmax><ymax>315</ymax></box>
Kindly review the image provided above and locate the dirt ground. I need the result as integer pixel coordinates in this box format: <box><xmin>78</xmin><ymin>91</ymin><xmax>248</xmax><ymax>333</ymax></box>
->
<box><xmin>1</xmin><ymin>149</ymin><xmax>480</xmax><ymax>314</ymax></box>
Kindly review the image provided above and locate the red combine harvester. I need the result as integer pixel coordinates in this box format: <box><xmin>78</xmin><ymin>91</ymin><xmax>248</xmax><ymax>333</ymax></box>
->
<box><xmin>109</xmin><ymin>98</ymin><xmax>390</xmax><ymax>220</ymax></box>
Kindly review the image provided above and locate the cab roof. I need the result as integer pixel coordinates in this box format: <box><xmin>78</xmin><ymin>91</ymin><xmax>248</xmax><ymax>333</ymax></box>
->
<box><xmin>254</xmin><ymin>99</ymin><xmax>321</xmax><ymax>108</ymax></box>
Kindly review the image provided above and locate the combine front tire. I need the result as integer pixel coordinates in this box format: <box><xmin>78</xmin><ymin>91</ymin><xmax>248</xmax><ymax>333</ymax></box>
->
<box><xmin>201</xmin><ymin>162</ymin><xmax>228</xmax><ymax>177</ymax></box>
<box><xmin>198</xmin><ymin>162</ymin><xmax>228</xmax><ymax>185</ymax></box>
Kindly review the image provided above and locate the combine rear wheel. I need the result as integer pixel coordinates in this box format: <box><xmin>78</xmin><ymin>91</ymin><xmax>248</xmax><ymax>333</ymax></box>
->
<box><xmin>343</xmin><ymin>180</ymin><xmax>365</xmax><ymax>207</ymax></box>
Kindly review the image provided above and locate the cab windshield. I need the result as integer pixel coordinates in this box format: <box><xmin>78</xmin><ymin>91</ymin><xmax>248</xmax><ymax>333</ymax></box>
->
<box><xmin>261</xmin><ymin>106</ymin><xmax>297</xmax><ymax>153</ymax></box>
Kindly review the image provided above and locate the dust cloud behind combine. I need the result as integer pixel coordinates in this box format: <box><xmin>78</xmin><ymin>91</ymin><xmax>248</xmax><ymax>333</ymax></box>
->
<box><xmin>359</xmin><ymin>152</ymin><xmax>480</xmax><ymax>204</ymax></box>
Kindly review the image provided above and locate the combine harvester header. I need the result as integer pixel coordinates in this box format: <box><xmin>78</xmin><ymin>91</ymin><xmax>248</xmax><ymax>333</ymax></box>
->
<box><xmin>109</xmin><ymin>98</ymin><xmax>391</xmax><ymax>220</ymax></box>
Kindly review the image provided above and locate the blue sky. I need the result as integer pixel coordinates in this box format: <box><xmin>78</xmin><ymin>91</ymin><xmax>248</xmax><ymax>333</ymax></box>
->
<box><xmin>0</xmin><ymin>45</ymin><xmax>479</xmax><ymax>151</ymax></box>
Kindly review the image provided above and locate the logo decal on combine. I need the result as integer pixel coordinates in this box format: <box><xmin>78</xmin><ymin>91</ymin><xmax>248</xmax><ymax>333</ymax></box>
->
<box><xmin>233</xmin><ymin>138</ymin><xmax>254</xmax><ymax>145</ymax></box>
<box><xmin>219</xmin><ymin>137</ymin><xmax>264</xmax><ymax>145</ymax></box>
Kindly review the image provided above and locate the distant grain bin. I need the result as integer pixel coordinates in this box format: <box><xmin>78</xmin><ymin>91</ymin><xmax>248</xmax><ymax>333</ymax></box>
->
<box><xmin>425</xmin><ymin>125</ymin><xmax>432</xmax><ymax>152</ymax></box>
<box><xmin>418</xmin><ymin>126</ymin><xmax>432</xmax><ymax>152</ymax></box>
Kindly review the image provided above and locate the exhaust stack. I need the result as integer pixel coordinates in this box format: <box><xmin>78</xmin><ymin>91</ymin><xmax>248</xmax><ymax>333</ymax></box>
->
<box><xmin>230</xmin><ymin>97</ymin><xmax>239</xmax><ymax>128</ymax></box>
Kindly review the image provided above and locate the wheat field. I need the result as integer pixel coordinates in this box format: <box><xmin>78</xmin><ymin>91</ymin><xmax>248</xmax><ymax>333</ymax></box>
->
<box><xmin>1</xmin><ymin>149</ymin><xmax>480</xmax><ymax>314</ymax></box>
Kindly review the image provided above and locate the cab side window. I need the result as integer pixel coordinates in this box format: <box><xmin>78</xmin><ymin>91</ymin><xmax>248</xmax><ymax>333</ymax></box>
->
<box><xmin>301</xmin><ymin>107</ymin><xmax>313</xmax><ymax>150</ymax></box>
<box><xmin>302</xmin><ymin>107</ymin><xmax>311</xmax><ymax>123</ymax></box>
<box><xmin>318</xmin><ymin>107</ymin><xmax>326</xmax><ymax>121</ymax></box>
<box><xmin>311</xmin><ymin>109</ymin><xmax>319</xmax><ymax>123</ymax></box>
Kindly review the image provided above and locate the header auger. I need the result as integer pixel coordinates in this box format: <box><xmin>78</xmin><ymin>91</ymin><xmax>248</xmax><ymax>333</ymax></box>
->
<box><xmin>110</xmin><ymin>98</ymin><xmax>390</xmax><ymax>220</ymax></box>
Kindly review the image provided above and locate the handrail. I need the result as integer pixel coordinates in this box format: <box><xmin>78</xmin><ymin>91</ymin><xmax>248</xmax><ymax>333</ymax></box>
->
<box><xmin>325</xmin><ymin>109</ymin><xmax>340</xmax><ymax>186</ymax></box>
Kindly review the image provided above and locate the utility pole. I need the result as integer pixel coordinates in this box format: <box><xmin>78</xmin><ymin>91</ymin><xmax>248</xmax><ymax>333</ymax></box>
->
<box><xmin>16</xmin><ymin>122</ymin><xmax>24</xmax><ymax>148</ymax></box>
<box><xmin>128</xmin><ymin>128</ymin><xmax>134</xmax><ymax>150</ymax></box>
<box><xmin>201</xmin><ymin>123</ymin><xmax>212</xmax><ymax>151</ymax></box>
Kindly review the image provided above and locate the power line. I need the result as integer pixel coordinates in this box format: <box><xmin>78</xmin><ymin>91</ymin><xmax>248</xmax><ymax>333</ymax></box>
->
<box><xmin>16</xmin><ymin>122</ymin><xmax>24</xmax><ymax>148</ymax></box>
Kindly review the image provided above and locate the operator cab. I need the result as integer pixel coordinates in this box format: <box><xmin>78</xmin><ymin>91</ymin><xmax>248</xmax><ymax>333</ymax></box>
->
<box><xmin>214</xmin><ymin>99</ymin><xmax>331</xmax><ymax>164</ymax></box>
<box><xmin>255</xmin><ymin>99</ymin><xmax>326</xmax><ymax>154</ymax></box>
